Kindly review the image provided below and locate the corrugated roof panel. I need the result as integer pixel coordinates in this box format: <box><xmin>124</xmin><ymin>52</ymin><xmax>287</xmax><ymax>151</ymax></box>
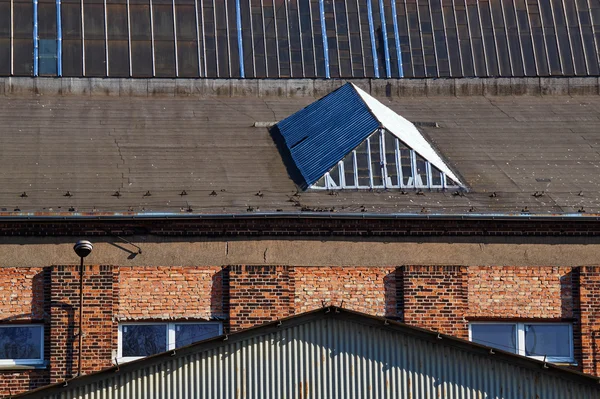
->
<box><xmin>5</xmin><ymin>0</ymin><xmax>600</xmax><ymax>78</ymax></box>
<box><xmin>274</xmin><ymin>84</ymin><xmax>380</xmax><ymax>189</ymax></box>
<box><xmin>16</xmin><ymin>310</ymin><xmax>600</xmax><ymax>399</ymax></box>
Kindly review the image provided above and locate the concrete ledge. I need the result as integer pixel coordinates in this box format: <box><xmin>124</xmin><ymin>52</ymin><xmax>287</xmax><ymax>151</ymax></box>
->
<box><xmin>0</xmin><ymin>77</ymin><xmax>598</xmax><ymax>98</ymax></box>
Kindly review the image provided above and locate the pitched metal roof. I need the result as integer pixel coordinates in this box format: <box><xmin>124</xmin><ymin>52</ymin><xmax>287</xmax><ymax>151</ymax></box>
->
<box><xmin>273</xmin><ymin>83</ymin><xmax>380</xmax><ymax>189</ymax></box>
<box><xmin>1</xmin><ymin>0</ymin><xmax>599</xmax><ymax>79</ymax></box>
<box><xmin>273</xmin><ymin>82</ymin><xmax>464</xmax><ymax>189</ymax></box>
<box><xmin>13</xmin><ymin>307</ymin><xmax>600</xmax><ymax>399</ymax></box>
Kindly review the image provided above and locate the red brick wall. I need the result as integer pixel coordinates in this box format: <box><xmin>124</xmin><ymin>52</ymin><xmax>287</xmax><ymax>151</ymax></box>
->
<box><xmin>0</xmin><ymin>268</ymin><xmax>50</xmax><ymax>397</ymax></box>
<box><xmin>117</xmin><ymin>266</ymin><xmax>225</xmax><ymax>320</ymax></box>
<box><xmin>400</xmin><ymin>265</ymin><xmax>469</xmax><ymax>339</ymax></box>
<box><xmin>579</xmin><ymin>266</ymin><xmax>600</xmax><ymax>376</ymax></box>
<box><xmin>467</xmin><ymin>266</ymin><xmax>574</xmax><ymax>319</ymax></box>
<box><xmin>5</xmin><ymin>262</ymin><xmax>600</xmax><ymax>395</ymax></box>
<box><xmin>228</xmin><ymin>265</ymin><xmax>294</xmax><ymax>331</ymax></box>
<box><xmin>50</xmin><ymin>265</ymin><xmax>116</xmax><ymax>382</ymax></box>
<box><xmin>0</xmin><ymin>267</ymin><xmax>46</xmax><ymax>321</ymax></box>
<box><xmin>0</xmin><ymin>371</ymin><xmax>50</xmax><ymax>397</ymax></box>
<box><xmin>294</xmin><ymin>267</ymin><xmax>398</xmax><ymax>317</ymax></box>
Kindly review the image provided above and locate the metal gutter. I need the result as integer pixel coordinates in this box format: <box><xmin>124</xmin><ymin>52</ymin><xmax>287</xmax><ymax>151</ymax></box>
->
<box><xmin>0</xmin><ymin>211</ymin><xmax>600</xmax><ymax>222</ymax></box>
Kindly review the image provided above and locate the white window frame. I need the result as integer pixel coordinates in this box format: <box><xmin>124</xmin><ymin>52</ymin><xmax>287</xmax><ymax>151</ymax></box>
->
<box><xmin>0</xmin><ymin>324</ymin><xmax>44</xmax><ymax>367</ymax></box>
<box><xmin>468</xmin><ymin>322</ymin><xmax>574</xmax><ymax>364</ymax></box>
<box><xmin>117</xmin><ymin>321</ymin><xmax>223</xmax><ymax>363</ymax></box>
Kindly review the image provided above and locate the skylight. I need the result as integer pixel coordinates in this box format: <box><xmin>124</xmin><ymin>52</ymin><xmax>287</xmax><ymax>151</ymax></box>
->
<box><xmin>272</xmin><ymin>83</ymin><xmax>464</xmax><ymax>191</ymax></box>
<box><xmin>311</xmin><ymin>129</ymin><xmax>459</xmax><ymax>190</ymax></box>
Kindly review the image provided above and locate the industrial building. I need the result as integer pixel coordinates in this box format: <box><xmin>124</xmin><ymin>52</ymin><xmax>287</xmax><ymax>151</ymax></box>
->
<box><xmin>2</xmin><ymin>0</ymin><xmax>600</xmax><ymax>397</ymax></box>
<box><xmin>12</xmin><ymin>308</ymin><xmax>600</xmax><ymax>399</ymax></box>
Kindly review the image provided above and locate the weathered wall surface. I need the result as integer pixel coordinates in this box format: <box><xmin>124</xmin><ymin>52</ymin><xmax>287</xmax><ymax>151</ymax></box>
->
<box><xmin>3</xmin><ymin>239</ymin><xmax>600</xmax><ymax>268</ymax></box>
<box><xmin>467</xmin><ymin>266</ymin><xmax>574</xmax><ymax>319</ymax></box>
<box><xmin>116</xmin><ymin>266</ymin><xmax>225</xmax><ymax>320</ymax></box>
<box><xmin>294</xmin><ymin>266</ymin><xmax>397</xmax><ymax>316</ymax></box>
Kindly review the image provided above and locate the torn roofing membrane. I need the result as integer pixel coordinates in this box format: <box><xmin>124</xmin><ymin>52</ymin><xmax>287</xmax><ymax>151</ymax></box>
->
<box><xmin>273</xmin><ymin>83</ymin><xmax>463</xmax><ymax>190</ymax></box>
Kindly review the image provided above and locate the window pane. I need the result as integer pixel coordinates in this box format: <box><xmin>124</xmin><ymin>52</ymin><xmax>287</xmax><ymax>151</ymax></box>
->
<box><xmin>312</xmin><ymin>175</ymin><xmax>325</xmax><ymax>188</ymax></box>
<box><xmin>384</xmin><ymin>131</ymin><xmax>398</xmax><ymax>187</ymax></box>
<box><xmin>175</xmin><ymin>324</ymin><xmax>220</xmax><ymax>348</ymax></box>
<box><xmin>369</xmin><ymin>134</ymin><xmax>383</xmax><ymax>187</ymax></box>
<box><xmin>0</xmin><ymin>326</ymin><xmax>42</xmax><ymax>360</ymax></box>
<box><xmin>399</xmin><ymin>142</ymin><xmax>412</xmax><ymax>187</ymax></box>
<box><xmin>471</xmin><ymin>324</ymin><xmax>517</xmax><ymax>354</ymax></box>
<box><xmin>328</xmin><ymin>164</ymin><xmax>341</xmax><ymax>187</ymax></box>
<box><xmin>355</xmin><ymin>141</ymin><xmax>370</xmax><ymax>187</ymax></box>
<box><xmin>122</xmin><ymin>325</ymin><xmax>166</xmax><ymax>357</ymax></box>
<box><xmin>525</xmin><ymin>325</ymin><xmax>571</xmax><ymax>358</ymax></box>
<box><xmin>431</xmin><ymin>165</ymin><xmax>442</xmax><ymax>187</ymax></box>
<box><xmin>415</xmin><ymin>153</ymin><xmax>427</xmax><ymax>187</ymax></box>
<box><xmin>39</xmin><ymin>39</ymin><xmax>58</xmax><ymax>76</ymax></box>
<box><xmin>343</xmin><ymin>151</ymin><xmax>356</xmax><ymax>187</ymax></box>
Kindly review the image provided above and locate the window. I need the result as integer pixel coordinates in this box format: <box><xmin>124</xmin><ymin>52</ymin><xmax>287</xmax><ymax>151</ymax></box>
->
<box><xmin>0</xmin><ymin>325</ymin><xmax>44</xmax><ymax>366</ymax></box>
<box><xmin>118</xmin><ymin>322</ymin><xmax>222</xmax><ymax>362</ymax></box>
<box><xmin>311</xmin><ymin>129</ymin><xmax>461</xmax><ymax>190</ymax></box>
<box><xmin>469</xmin><ymin>323</ymin><xmax>574</xmax><ymax>363</ymax></box>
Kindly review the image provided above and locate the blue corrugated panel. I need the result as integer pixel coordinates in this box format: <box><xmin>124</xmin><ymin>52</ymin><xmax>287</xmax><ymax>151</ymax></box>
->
<box><xmin>274</xmin><ymin>83</ymin><xmax>380</xmax><ymax>189</ymax></box>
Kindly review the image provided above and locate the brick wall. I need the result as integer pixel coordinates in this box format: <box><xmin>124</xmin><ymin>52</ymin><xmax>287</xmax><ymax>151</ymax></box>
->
<box><xmin>50</xmin><ymin>265</ymin><xmax>116</xmax><ymax>382</ymax></box>
<box><xmin>467</xmin><ymin>266</ymin><xmax>574</xmax><ymax>319</ymax></box>
<box><xmin>400</xmin><ymin>266</ymin><xmax>469</xmax><ymax>339</ymax></box>
<box><xmin>579</xmin><ymin>266</ymin><xmax>600</xmax><ymax>376</ymax></box>
<box><xmin>0</xmin><ymin>268</ymin><xmax>50</xmax><ymax>397</ymax></box>
<box><xmin>294</xmin><ymin>267</ymin><xmax>398</xmax><ymax>317</ymax></box>
<box><xmin>228</xmin><ymin>265</ymin><xmax>294</xmax><ymax>331</ymax></box>
<box><xmin>117</xmin><ymin>266</ymin><xmax>225</xmax><ymax>320</ymax></box>
<box><xmin>5</xmin><ymin>263</ymin><xmax>600</xmax><ymax>396</ymax></box>
<box><xmin>0</xmin><ymin>267</ymin><xmax>46</xmax><ymax>321</ymax></box>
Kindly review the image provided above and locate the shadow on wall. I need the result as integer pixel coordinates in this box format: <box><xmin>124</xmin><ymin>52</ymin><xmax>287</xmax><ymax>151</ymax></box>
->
<box><xmin>211</xmin><ymin>268</ymin><xmax>228</xmax><ymax>325</ymax></box>
<box><xmin>384</xmin><ymin>269</ymin><xmax>401</xmax><ymax>320</ymax></box>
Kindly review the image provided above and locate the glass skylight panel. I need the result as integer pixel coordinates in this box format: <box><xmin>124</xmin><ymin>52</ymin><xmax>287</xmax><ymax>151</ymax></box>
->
<box><xmin>369</xmin><ymin>133</ymin><xmax>384</xmax><ymax>187</ymax></box>
<box><xmin>328</xmin><ymin>164</ymin><xmax>342</xmax><ymax>188</ymax></box>
<box><xmin>384</xmin><ymin>132</ymin><xmax>399</xmax><ymax>187</ymax></box>
<box><xmin>399</xmin><ymin>142</ymin><xmax>413</xmax><ymax>188</ymax></box>
<box><xmin>355</xmin><ymin>141</ymin><xmax>370</xmax><ymax>187</ymax></box>
<box><xmin>415</xmin><ymin>154</ymin><xmax>428</xmax><ymax>188</ymax></box>
<box><xmin>431</xmin><ymin>165</ymin><xmax>443</xmax><ymax>187</ymax></box>
<box><xmin>310</xmin><ymin>129</ymin><xmax>461</xmax><ymax>191</ymax></box>
<box><xmin>343</xmin><ymin>152</ymin><xmax>357</xmax><ymax>188</ymax></box>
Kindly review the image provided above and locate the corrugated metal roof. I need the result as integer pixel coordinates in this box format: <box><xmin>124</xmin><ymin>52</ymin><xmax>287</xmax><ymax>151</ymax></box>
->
<box><xmin>2</xmin><ymin>0</ymin><xmax>599</xmax><ymax>79</ymax></box>
<box><xmin>273</xmin><ymin>84</ymin><xmax>380</xmax><ymax>189</ymax></box>
<box><xmin>14</xmin><ymin>308</ymin><xmax>600</xmax><ymax>399</ymax></box>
